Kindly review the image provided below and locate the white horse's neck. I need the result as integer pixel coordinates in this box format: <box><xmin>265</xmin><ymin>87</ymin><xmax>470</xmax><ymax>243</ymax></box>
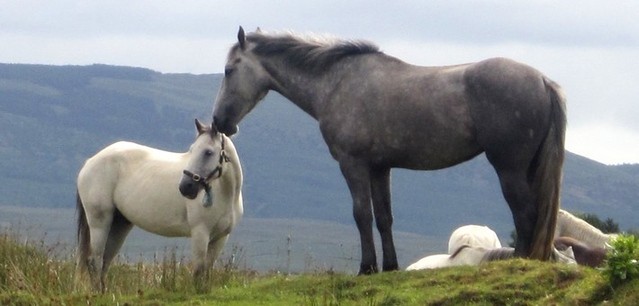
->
<box><xmin>210</xmin><ymin>135</ymin><xmax>243</xmax><ymax>212</ymax></box>
<box><xmin>556</xmin><ymin>210</ymin><xmax>613</xmax><ymax>248</ymax></box>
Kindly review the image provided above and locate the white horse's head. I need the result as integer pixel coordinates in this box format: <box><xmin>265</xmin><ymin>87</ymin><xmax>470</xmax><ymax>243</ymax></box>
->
<box><xmin>178</xmin><ymin>119</ymin><xmax>229</xmax><ymax>206</ymax></box>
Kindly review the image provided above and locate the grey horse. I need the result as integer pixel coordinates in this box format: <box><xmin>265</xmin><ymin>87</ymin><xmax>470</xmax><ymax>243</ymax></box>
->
<box><xmin>213</xmin><ymin>27</ymin><xmax>566</xmax><ymax>274</ymax></box>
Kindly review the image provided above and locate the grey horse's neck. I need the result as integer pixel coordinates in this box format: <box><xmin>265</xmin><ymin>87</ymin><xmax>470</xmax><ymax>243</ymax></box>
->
<box><xmin>261</xmin><ymin>56</ymin><xmax>355</xmax><ymax>120</ymax></box>
<box><xmin>247</xmin><ymin>32</ymin><xmax>382</xmax><ymax>120</ymax></box>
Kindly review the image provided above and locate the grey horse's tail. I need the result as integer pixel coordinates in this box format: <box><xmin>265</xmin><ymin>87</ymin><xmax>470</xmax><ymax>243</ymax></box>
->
<box><xmin>528</xmin><ymin>78</ymin><xmax>567</xmax><ymax>260</ymax></box>
<box><xmin>76</xmin><ymin>190</ymin><xmax>90</xmax><ymax>276</ymax></box>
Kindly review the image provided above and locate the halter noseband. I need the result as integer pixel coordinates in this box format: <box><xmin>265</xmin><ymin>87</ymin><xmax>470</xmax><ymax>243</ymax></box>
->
<box><xmin>182</xmin><ymin>135</ymin><xmax>230</xmax><ymax>207</ymax></box>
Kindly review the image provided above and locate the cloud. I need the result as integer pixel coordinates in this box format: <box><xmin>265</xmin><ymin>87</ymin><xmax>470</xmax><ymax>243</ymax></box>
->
<box><xmin>568</xmin><ymin>124</ymin><xmax>639</xmax><ymax>165</ymax></box>
<box><xmin>0</xmin><ymin>0</ymin><xmax>637</xmax><ymax>164</ymax></box>
<box><xmin>4</xmin><ymin>1</ymin><xmax>638</xmax><ymax>46</ymax></box>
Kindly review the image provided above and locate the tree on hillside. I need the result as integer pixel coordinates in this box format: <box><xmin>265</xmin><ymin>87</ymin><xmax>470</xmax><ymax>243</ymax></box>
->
<box><xmin>577</xmin><ymin>213</ymin><xmax>620</xmax><ymax>234</ymax></box>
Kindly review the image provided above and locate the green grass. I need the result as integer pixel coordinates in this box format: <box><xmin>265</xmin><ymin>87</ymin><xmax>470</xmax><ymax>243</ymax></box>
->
<box><xmin>1</xmin><ymin>230</ymin><xmax>638</xmax><ymax>305</ymax></box>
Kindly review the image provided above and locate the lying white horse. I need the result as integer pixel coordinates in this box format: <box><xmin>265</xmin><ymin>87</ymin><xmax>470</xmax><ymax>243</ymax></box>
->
<box><xmin>555</xmin><ymin>209</ymin><xmax>617</xmax><ymax>249</ymax></box>
<box><xmin>407</xmin><ymin>225</ymin><xmax>501</xmax><ymax>270</ymax></box>
<box><xmin>407</xmin><ymin>225</ymin><xmax>575</xmax><ymax>270</ymax></box>
<box><xmin>447</xmin><ymin>224</ymin><xmax>502</xmax><ymax>254</ymax></box>
<box><xmin>76</xmin><ymin>119</ymin><xmax>243</xmax><ymax>292</ymax></box>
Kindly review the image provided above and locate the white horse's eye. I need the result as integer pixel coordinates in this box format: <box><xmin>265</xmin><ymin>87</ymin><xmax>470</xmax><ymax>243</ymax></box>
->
<box><xmin>205</xmin><ymin>150</ymin><xmax>214</xmax><ymax>156</ymax></box>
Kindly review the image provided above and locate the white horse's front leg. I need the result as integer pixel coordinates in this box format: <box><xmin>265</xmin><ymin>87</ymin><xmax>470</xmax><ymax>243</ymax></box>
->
<box><xmin>190</xmin><ymin>229</ymin><xmax>210</xmax><ymax>292</ymax></box>
<box><xmin>208</xmin><ymin>234</ymin><xmax>230</xmax><ymax>269</ymax></box>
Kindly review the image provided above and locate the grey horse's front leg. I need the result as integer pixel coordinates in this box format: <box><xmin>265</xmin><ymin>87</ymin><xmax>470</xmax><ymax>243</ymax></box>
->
<box><xmin>370</xmin><ymin>166</ymin><xmax>398</xmax><ymax>271</ymax></box>
<box><xmin>339</xmin><ymin>159</ymin><xmax>378</xmax><ymax>274</ymax></box>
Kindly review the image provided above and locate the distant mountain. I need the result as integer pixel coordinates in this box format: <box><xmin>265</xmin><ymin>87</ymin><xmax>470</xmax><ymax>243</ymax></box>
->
<box><xmin>1</xmin><ymin>63</ymin><xmax>637</xmax><ymax>241</ymax></box>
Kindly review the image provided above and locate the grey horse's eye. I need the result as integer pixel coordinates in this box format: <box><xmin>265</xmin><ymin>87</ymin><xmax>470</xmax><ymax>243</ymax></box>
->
<box><xmin>224</xmin><ymin>66</ymin><xmax>234</xmax><ymax>77</ymax></box>
<box><xmin>204</xmin><ymin>150</ymin><xmax>214</xmax><ymax>157</ymax></box>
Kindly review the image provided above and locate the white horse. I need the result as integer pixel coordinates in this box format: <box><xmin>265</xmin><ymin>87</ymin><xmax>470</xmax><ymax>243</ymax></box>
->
<box><xmin>407</xmin><ymin>225</ymin><xmax>501</xmax><ymax>270</ymax></box>
<box><xmin>76</xmin><ymin>119</ymin><xmax>243</xmax><ymax>292</ymax></box>
<box><xmin>555</xmin><ymin>209</ymin><xmax>617</xmax><ymax>249</ymax></box>
<box><xmin>407</xmin><ymin>225</ymin><xmax>576</xmax><ymax>270</ymax></box>
<box><xmin>447</xmin><ymin>225</ymin><xmax>502</xmax><ymax>254</ymax></box>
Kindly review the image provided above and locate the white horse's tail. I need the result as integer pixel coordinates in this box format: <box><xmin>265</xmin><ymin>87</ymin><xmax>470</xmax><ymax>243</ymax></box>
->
<box><xmin>76</xmin><ymin>191</ymin><xmax>90</xmax><ymax>277</ymax></box>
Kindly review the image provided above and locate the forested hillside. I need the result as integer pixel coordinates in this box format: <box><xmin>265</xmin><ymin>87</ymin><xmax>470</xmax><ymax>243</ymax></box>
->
<box><xmin>1</xmin><ymin>63</ymin><xmax>637</xmax><ymax>239</ymax></box>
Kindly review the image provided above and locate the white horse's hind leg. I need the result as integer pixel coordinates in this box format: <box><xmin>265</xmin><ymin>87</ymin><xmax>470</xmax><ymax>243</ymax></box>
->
<box><xmin>86</xmin><ymin>209</ymin><xmax>114</xmax><ymax>292</ymax></box>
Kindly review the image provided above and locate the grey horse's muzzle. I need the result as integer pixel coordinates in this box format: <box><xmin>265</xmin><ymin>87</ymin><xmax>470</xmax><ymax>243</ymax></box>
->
<box><xmin>213</xmin><ymin>116</ymin><xmax>238</xmax><ymax>136</ymax></box>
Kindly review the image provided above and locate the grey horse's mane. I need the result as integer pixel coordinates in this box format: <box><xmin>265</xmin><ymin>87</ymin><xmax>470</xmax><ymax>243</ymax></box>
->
<box><xmin>243</xmin><ymin>31</ymin><xmax>381</xmax><ymax>73</ymax></box>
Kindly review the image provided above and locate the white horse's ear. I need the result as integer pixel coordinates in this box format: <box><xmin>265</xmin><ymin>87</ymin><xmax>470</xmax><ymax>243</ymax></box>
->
<box><xmin>195</xmin><ymin>118</ymin><xmax>206</xmax><ymax>135</ymax></box>
<box><xmin>255</xmin><ymin>27</ymin><xmax>262</xmax><ymax>33</ymax></box>
<box><xmin>238</xmin><ymin>26</ymin><xmax>246</xmax><ymax>50</ymax></box>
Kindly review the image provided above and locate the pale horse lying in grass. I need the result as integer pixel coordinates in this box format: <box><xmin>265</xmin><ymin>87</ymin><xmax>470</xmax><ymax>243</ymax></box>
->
<box><xmin>553</xmin><ymin>209</ymin><xmax>619</xmax><ymax>267</ymax></box>
<box><xmin>406</xmin><ymin>225</ymin><xmax>576</xmax><ymax>270</ymax></box>
<box><xmin>555</xmin><ymin>209</ymin><xmax>618</xmax><ymax>249</ymax></box>
<box><xmin>76</xmin><ymin>120</ymin><xmax>243</xmax><ymax>293</ymax></box>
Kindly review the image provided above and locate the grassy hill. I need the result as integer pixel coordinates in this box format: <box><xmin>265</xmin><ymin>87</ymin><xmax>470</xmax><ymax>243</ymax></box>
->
<box><xmin>1</xmin><ymin>62</ymin><xmax>638</xmax><ymax>244</ymax></box>
<box><xmin>1</xmin><ymin>232</ymin><xmax>637</xmax><ymax>305</ymax></box>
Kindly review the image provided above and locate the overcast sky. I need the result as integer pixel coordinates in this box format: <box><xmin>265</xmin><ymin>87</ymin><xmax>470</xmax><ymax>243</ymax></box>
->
<box><xmin>2</xmin><ymin>1</ymin><xmax>638</xmax><ymax>165</ymax></box>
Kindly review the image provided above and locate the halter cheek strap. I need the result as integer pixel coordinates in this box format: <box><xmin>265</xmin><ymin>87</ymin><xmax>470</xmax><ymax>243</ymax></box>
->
<box><xmin>182</xmin><ymin>135</ymin><xmax>230</xmax><ymax>207</ymax></box>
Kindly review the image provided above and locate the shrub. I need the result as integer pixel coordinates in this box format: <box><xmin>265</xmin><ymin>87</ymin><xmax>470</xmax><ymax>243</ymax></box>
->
<box><xmin>604</xmin><ymin>234</ymin><xmax>639</xmax><ymax>285</ymax></box>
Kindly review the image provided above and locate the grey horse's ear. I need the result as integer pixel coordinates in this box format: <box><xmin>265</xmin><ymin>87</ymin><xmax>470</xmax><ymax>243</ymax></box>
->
<box><xmin>255</xmin><ymin>27</ymin><xmax>262</xmax><ymax>33</ymax></box>
<box><xmin>195</xmin><ymin>118</ymin><xmax>206</xmax><ymax>135</ymax></box>
<box><xmin>238</xmin><ymin>26</ymin><xmax>246</xmax><ymax>50</ymax></box>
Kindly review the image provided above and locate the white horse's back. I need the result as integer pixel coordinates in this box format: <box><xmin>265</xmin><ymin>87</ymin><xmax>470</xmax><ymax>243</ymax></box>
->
<box><xmin>78</xmin><ymin>141</ymin><xmax>194</xmax><ymax>236</ymax></box>
<box><xmin>407</xmin><ymin>225</ymin><xmax>503</xmax><ymax>271</ymax></box>
<box><xmin>406</xmin><ymin>254</ymin><xmax>451</xmax><ymax>270</ymax></box>
<box><xmin>448</xmin><ymin>225</ymin><xmax>502</xmax><ymax>254</ymax></box>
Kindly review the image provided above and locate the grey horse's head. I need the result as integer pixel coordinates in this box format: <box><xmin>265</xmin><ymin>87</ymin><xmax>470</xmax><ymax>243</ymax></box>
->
<box><xmin>213</xmin><ymin>26</ymin><xmax>271</xmax><ymax>135</ymax></box>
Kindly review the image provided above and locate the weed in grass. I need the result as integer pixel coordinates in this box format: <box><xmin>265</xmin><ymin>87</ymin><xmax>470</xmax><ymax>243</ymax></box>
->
<box><xmin>604</xmin><ymin>234</ymin><xmax>639</xmax><ymax>286</ymax></box>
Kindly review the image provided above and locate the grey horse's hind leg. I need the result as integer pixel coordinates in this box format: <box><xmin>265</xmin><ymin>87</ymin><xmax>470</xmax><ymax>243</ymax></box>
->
<box><xmin>494</xmin><ymin>169</ymin><xmax>537</xmax><ymax>257</ymax></box>
<box><xmin>370</xmin><ymin>166</ymin><xmax>398</xmax><ymax>271</ymax></box>
<box><xmin>339</xmin><ymin>159</ymin><xmax>378</xmax><ymax>274</ymax></box>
